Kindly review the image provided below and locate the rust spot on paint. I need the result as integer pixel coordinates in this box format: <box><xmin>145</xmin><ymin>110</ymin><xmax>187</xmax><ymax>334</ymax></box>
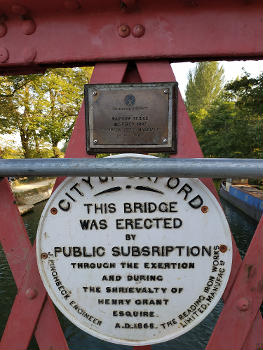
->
<box><xmin>50</xmin><ymin>207</ymin><xmax>57</xmax><ymax>215</ymax></box>
<box><xmin>219</xmin><ymin>245</ymin><xmax>227</xmax><ymax>253</ymax></box>
<box><xmin>0</xmin><ymin>23</ymin><xmax>7</xmax><ymax>37</ymax></box>
<box><xmin>201</xmin><ymin>205</ymin><xmax>208</xmax><ymax>213</ymax></box>
<box><xmin>41</xmin><ymin>252</ymin><xmax>48</xmax><ymax>259</ymax></box>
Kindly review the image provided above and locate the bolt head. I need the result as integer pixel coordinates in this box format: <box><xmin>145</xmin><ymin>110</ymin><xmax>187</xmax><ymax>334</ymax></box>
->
<box><xmin>118</xmin><ymin>24</ymin><xmax>130</xmax><ymax>38</ymax></box>
<box><xmin>163</xmin><ymin>89</ymin><xmax>169</xmax><ymax>94</ymax></box>
<box><xmin>237</xmin><ymin>297</ymin><xmax>249</xmax><ymax>311</ymax></box>
<box><xmin>25</xmin><ymin>288</ymin><xmax>37</xmax><ymax>299</ymax></box>
<box><xmin>92</xmin><ymin>91</ymin><xmax>97</xmax><ymax>96</ymax></box>
<box><xmin>162</xmin><ymin>138</ymin><xmax>167</xmax><ymax>143</ymax></box>
<box><xmin>93</xmin><ymin>139</ymin><xmax>98</xmax><ymax>144</ymax></box>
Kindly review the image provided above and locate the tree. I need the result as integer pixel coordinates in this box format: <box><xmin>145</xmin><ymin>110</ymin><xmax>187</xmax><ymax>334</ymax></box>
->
<box><xmin>33</xmin><ymin>67</ymin><xmax>93</xmax><ymax>157</ymax></box>
<box><xmin>0</xmin><ymin>67</ymin><xmax>93</xmax><ymax>158</ymax></box>
<box><xmin>199</xmin><ymin>72</ymin><xmax>263</xmax><ymax>158</ymax></box>
<box><xmin>185</xmin><ymin>62</ymin><xmax>224</xmax><ymax>114</ymax></box>
<box><xmin>224</xmin><ymin>72</ymin><xmax>263</xmax><ymax>158</ymax></box>
<box><xmin>0</xmin><ymin>74</ymin><xmax>42</xmax><ymax>158</ymax></box>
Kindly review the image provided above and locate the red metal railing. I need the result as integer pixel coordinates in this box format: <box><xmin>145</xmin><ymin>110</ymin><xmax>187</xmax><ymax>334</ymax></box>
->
<box><xmin>0</xmin><ymin>1</ymin><xmax>262</xmax><ymax>348</ymax></box>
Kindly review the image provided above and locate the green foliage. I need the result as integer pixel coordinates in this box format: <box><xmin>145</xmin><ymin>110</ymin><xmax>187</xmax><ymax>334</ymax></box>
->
<box><xmin>0</xmin><ymin>138</ymin><xmax>23</xmax><ymax>159</ymax></box>
<box><xmin>0</xmin><ymin>67</ymin><xmax>93</xmax><ymax>158</ymax></box>
<box><xmin>188</xmin><ymin>70</ymin><xmax>263</xmax><ymax>159</ymax></box>
<box><xmin>185</xmin><ymin>62</ymin><xmax>224</xmax><ymax>114</ymax></box>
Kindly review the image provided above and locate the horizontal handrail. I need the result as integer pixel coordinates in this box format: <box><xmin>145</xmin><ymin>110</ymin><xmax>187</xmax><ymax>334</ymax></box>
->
<box><xmin>0</xmin><ymin>157</ymin><xmax>262</xmax><ymax>178</ymax></box>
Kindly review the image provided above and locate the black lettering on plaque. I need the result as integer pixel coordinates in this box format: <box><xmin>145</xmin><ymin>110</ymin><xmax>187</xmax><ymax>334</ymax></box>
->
<box><xmin>58</xmin><ymin>199</ymin><xmax>70</xmax><ymax>211</ymax></box>
<box><xmin>177</xmin><ymin>184</ymin><xmax>192</xmax><ymax>200</ymax></box>
<box><xmin>188</xmin><ymin>195</ymin><xmax>204</xmax><ymax>209</ymax></box>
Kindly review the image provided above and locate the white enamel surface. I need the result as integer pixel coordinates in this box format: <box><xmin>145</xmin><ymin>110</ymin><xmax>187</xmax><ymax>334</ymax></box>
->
<box><xmin>36</xmin><ymin>160</ymin><xmax>232</xmax><ymax>346</ymax></box>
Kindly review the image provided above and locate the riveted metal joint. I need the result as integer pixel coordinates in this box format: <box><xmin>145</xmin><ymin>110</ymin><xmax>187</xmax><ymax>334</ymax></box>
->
<box><xmin>118</xmin><ymin>24</ymin><xmax>130</xmax><ymax>38</ymax></box>
<box><xmin>132</xmin><ymin>24</ymin><xmax>145</xmax><ymax>38</ymax></box>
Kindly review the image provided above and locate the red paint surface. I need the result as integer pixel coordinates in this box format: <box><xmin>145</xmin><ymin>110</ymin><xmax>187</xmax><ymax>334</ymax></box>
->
<box><xmin>0</xmin><ymin>0</ymin><xmax>261</xmax><ymax>74</ymax></box>
<box><xmin>0</xmin><ymin>54</ymin><xmax>262</xmax><ymax>349</ymax></box>
<box><xmin>206</xmin><ymin>215</ymin><xmax>263</xmax><ymax>350</ymax></box>
<box><xmin>0</xmin><ymin>179</ymin><xmax>69</xmax><ymax>349</ymax></box>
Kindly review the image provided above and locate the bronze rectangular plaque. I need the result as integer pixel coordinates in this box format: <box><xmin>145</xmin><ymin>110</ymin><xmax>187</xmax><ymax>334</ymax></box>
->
<box><xmin>84</xmin><ymin>82</ymin><xmax>177</xmax><ymax>153</ymax></box>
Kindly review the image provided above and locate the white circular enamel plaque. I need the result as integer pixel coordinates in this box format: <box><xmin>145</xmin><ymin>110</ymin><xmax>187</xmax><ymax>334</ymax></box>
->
<box><xmin>36</xmin><ymin>161</ymin><xmax>232</xmax><ymax>345</ymax></box>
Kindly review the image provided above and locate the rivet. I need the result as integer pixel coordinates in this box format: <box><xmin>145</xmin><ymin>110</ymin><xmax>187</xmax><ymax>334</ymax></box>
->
<box><xmin>0</xmin><ymin>23</ymin><xmax>7</xmax><ymax>37</ymax></box>
<box><xmin>22</xmin><ymin>19</ymin><xmax>36</xmax><ymax>35</ymax></box>
<box><xmin>93</xmin><ymin>139</ymin><xmax>98</xmax><ymax>144</ymax></box>
<box><xmin>25</xmin><ymin>288</ymin><xmax>37</xmax><ymax>299</ymax></box>
<box><xmin>132</xmin><ymin>24</ymin><xmax>145</xmax><ymax>38</ymax></box>
<box><xmin>41</xmin><ymin>252</ymin><xmax>48</xmax><ymax>259</ymax></box>
<box><xmin>118</xmin><ymin>24</ymin><xmax>130</xmax><ymax>38</ymax></box>
<box><xmin>163</xmin><ymin>89</ymin><xmax>169</xmax><ymax>94</ymax></box>
<box><xmin>23</xmin><ymin>48</ymin><xmax>37</xmax><ymax>63</ymax></box>
<box><xmin>92</xmin><ymin>91</ymin><xmax>97</xmax><ymax>96</ymax></box>
<box><xmin>0</xmin><ymin>47</ymin><xmax>9</xmax><ymax>63</ymax></box>
<box><xmin>50</xmin><ymin>207</ymin><xmax>57</xmax><ymax>215</ymax></box>
<box><xmin>237</xmin><ymin>297</ymin><xmax>249</xmax><ymax>311</ymax></box>
<box><xmin>201</xmin><ymin>205</ymin><xmax>208</xmax><ymax>213</ymax></box>
<box><xmin>219</xmin><ymin>244</ymin><xmax>227</xmax><ymax>253</ymax></box>
<box><xmin>11</xmin><ymin>4</ymin><xmax>27</xmax><ymax>16</ymax></box>
<box><xmin>162</xmin><ymin>138</ymin><xmax>167</xmax><ymax>143</ymax></box>
<box><xmin>64</xmin><ymin>0</ymin><xmax>80</xmax><ymax>10</ymax></box>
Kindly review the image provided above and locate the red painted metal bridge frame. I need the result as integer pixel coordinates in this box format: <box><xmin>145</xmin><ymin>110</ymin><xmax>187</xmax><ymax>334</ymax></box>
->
<box><xmin>0</xmin><ymin>1</ymin><xmax>262</xmax><ymax>349</ymax></box>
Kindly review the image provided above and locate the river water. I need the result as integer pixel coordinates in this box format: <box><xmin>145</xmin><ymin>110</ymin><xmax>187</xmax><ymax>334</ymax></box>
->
<box><xmin>0</xmin><ymin>196</ymin><xmax>258</xmax><ymax>349</ymax></box>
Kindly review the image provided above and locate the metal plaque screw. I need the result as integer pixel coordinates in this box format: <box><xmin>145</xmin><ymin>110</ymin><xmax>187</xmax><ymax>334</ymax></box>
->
<box><xmin>162</xmin><ymin>138</ymin><xmax>167</xmax><ymax>143</ymax></box>
<box><xmin>41</xmin><ymin>252</ymin><xmax>48</xmax><ymax>259</ymax></box>
<box><xmin>201</xmin><ymin>205</ymin><xmax>208</xmax><ymax>213</ymax></box>
<box><xmin>163</xmin><ymin>89</ymin><xmax>169</xmax><ymax>94</ymax></box>
<box><xmin>93</xmin><ymin>139</ymin><xmax>98</xmax><ymax>144</ymax></box>
<box><xmin>92</xmin><ymin>91</ymin><xmax>97</xmax><ymax>96</ymax></box>
<box><xmin>50</xmin><ymin>207</ymin><xmax>57</xmax><ymax>215</ymax></box>
<box><xmin>219</xmin><ymin>244</ymin><xmax>227</xmax><ymax>253</ymax></box>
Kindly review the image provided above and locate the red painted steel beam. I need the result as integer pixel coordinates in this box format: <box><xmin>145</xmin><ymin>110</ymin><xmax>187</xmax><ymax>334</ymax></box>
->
<box><xmin>0</xmin><ymin>0</ymin><xmax>261</xmax><ymax>74</ymax></box>
<box><xmin>206</xmin><ymin>215</ymin><xmax>263</xmax><ymax>350</ymax></box>
<box><xmin>136</xmin><ymin>61</ymin><xmax>263</xmax><ymax>349</ymax></box>
<box><xmin>0</xmin><ymin>179</ymin><xmax>69</xmax><ymax>350</ymax></box>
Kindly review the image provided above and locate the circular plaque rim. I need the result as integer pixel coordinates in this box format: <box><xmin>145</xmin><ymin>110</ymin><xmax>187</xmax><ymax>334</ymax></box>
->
<box><xmin>36</xmin><ymin>154</ymin><xmax>232</xmax><ymax>346</ymax></box>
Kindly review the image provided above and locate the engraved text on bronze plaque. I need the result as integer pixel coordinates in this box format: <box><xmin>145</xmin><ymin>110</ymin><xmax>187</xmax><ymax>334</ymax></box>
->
<box><xmin>84</xmin><ymin>83</ymin><xmax>177</xmax><ymax>153</ymax></box>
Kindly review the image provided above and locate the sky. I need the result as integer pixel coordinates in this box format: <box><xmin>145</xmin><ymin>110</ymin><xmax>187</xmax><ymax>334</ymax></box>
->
<box><xmin>1</xmin><ymin>60</ymin><xmax>263</xmax><ymax>149</ymax></box>
<box><xmin>172</xmin><ymin>60</ymin><xmax>263</xmax><ymax>99</ymax></box>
